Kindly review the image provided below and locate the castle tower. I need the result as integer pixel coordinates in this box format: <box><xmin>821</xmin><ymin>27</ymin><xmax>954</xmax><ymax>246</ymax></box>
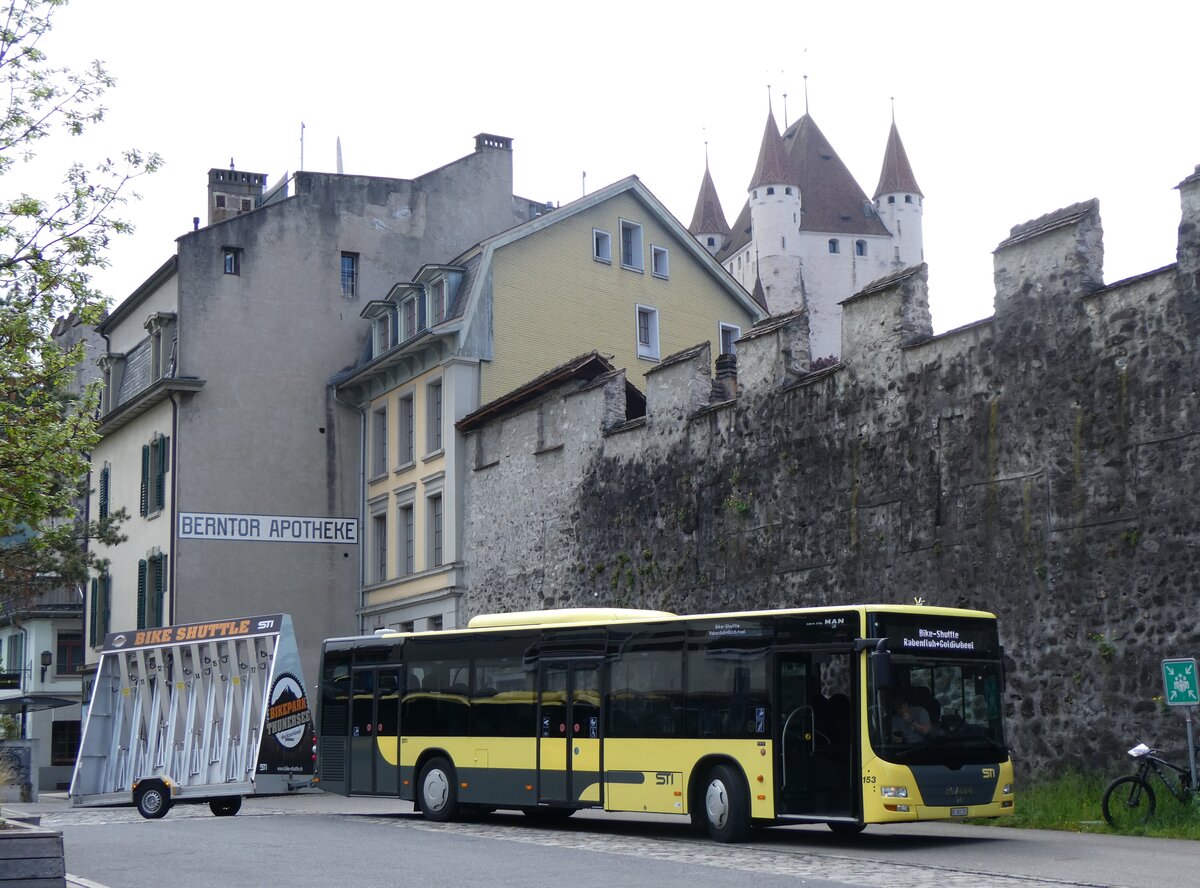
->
<box><xmin>688</xmin><ymin>160</ymin><xmax>731</xmax><ymax>256</ymax></box>
<box><xmin>872</xmin><ymin>120</ymin><xmax>924</xmax><ymax>269</ymax></box>
<box><xmin>747</xmin><ymin>107</ymin><xmax>804</xmax><ymax>315</ymax></box>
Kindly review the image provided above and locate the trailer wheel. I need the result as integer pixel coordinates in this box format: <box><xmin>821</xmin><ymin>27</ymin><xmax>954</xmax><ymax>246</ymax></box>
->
<box><xmin>210</xmin><ymin>796</ymin><xmax>243</xmax><ymax>817</ymax></box>
<box><xmin>134</xmin><ymin>783</ymin><xmax>171</xmax><ymax>819</ymax></box>
<box><xmin>418</xmin><ymin>756</ymin><xmax>459</xmax><ymax>823</ymax></box>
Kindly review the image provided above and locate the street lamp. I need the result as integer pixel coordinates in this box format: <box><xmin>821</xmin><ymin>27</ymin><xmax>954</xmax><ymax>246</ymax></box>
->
<box><xmin>40</xmin><ymin>650</ymin><xmax>52</xmax><ymax>681</ymax></box>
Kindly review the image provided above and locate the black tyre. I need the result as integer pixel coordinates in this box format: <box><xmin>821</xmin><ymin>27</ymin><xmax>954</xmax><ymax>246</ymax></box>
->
<box><xmin>209</xmin><ymin>796</ymin><xmax>242</xmax><ymax>817</ymax></box>
<box><xmin>1102</xmin><ymin>775</ymin><xmax>1155</xmax><ymax>828</ymax></box>
<box><xmin>418</xmin><ymin>756</ymin><xmax>459</xmax><ymax>823</ymax></box>
<box><xmin>701</xmin><ymin>764</ymin><xmax>752</xmax><ymax>843</ymax></box>
<box><xmin>134</xmin><ymin>783</ymin><xmax>171</xmax><ymax>820</ymax></box>
<box><xmin>828</xmin><ymin>821</ymin><xmax>866</xmax><ymax>835</ymax></box>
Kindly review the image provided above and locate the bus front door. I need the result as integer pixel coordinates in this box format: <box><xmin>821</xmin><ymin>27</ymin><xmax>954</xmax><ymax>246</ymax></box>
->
<box><xmin>537</xmin><ymin>661</ymin><xmax>602</xmax><ymax>806</ymax></box>
<box><xmin>776</xmin><ymin>652</ymin><xmax>856</xmax><ymax>819</ymax></box>
<box><xmin>348</xmin><ymin>666</ymin><xmax>402</xmax><ymax>796</ymax></box>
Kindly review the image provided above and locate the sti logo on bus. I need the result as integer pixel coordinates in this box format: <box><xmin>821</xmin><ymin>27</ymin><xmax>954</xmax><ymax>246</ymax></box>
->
<box><xmin>655</xmin><ymin>772</ymin><xmax>675</xmax><ymax>786</ymax></box>
<box><xmin>982</xmin><ymin>768</ymin><xmax>996</xmax><ymax>778</ymax></box>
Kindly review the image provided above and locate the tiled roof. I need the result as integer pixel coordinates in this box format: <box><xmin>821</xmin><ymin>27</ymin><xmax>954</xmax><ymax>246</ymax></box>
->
<box><xmin>872</xmin><ymin>121</ymin><xmax>923</xmax><ymax>199</ymax></box>
<box><xmin>749</xmin><ymin>108</ymin><xmax>793</xmax><ymax>190</ymax></box>
<box><xmin>783</xmin><ymin>114</ymin><xmax>891</xmax><ymax>236</ymax></box>
<box><xmin>688</xmin><ymin>165</ymin><xmax>731</xmax><ymax>236</ymax></box>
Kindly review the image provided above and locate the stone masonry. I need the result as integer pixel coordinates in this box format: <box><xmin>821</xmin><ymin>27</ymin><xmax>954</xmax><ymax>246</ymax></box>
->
<box><xmin>461</xmin><ymin>166</ymin><xmax>1200</xmax><ymax>778</ymax></box>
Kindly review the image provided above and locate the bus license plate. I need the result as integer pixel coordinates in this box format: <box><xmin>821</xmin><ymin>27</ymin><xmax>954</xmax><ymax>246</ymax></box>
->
<box><xmin>951</xmin><ymin>807</ymin><xmax>968</xmax><ymax>817</ymax></box>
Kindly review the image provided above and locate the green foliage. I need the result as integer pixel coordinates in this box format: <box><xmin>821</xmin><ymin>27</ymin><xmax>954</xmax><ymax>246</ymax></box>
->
<box><xmin>1</xmin><ymin>0</ymin><xmax>153</xmax><ymax>596</ymax></box>
<box><xmin>980</xmin><ymin>770</ymin><xmax>1200</xmax><ymax>839</ymax></box>
<box><xmin>1088</xmin><ymin>631</ymin><xmax>1116</xmax><ymax>662</ymax></box>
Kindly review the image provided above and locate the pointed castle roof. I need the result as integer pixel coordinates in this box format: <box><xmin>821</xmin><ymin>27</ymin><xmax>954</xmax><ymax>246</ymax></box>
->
<box><xmin>688</xmin><ymin>164</ymin><xmax>731</xmax><ymax>237</ymax></box>
<box><xmin>873</xmin><ymin>121</ymin><xmax>923</xmax><ymax>199</ymax></box>
<box><xmin>749</xmin><ymin>107</ymin><xmax>793</xmax><ymax>190</ymax></box>
<box><xmin>718</xmin><ymin>112</ymin><xmax>891</xmax><ymax>262</ymax></box>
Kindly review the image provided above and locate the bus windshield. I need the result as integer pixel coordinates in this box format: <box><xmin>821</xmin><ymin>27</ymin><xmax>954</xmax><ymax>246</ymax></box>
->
<box><xmin>868</xmin><ymin>655</ymin><xmax>1007</xmax><ymax>766</ymax></box>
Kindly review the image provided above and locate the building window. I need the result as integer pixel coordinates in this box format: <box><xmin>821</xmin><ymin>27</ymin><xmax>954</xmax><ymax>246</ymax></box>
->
<box><xmin>340</xmin><ymin>252</ymin><xmax>358</xmax><ymax>298</ymax></box>
<box><xmin>399</xmin><ymin>503</ymin><xmax>415</xmax><ymax>576</ymax></box>
<box><xmin>140</xmin><ymin>433</ymin><xmax>169</xmax><ymax>516</ymax></box>
<box><xmin>651</xmin><ymin>245</ymin><xmax>669</xmax><ymax>279</ymax></box>
<box><xmin>427</xmin><ymin>615</ymin><xmax>443</xmax><ymax>631</ymax></box>
<box><xmin>887</xmin><ymin>195</ymin><xmax>896</xmax><ymax>204</ymax></box>
<box><xmin>98</xmin><ymin>464</ymin><xmax>110</xmax><ymax>520</ymax></box>
<box><xmin>56</xmin><ymin>632</ymin><xmax>83</xmax><ymax>677</ymax></box>
<box><xmin>5</xmin><ymin>631</ymin><xmax>22</xmax><ymax>672</ymax></box>
<box><xmin>426</xmin><ymin>380</ymin><xmax>443</xmax><ymax>453</ymax></box>
<box><xmin>398</xmin><ymin>393</ymin><xmax>415</xmax><ymax>466</ymax></box>
<box><xmin>150</xmin><ymin>554</ymin><xmax>166</xmax><ymax>628</ymax></box>
<box><xmin>707</xmin><ymin>236</ymin><xmax>715</xmax><ymax>247</ymax></box>
<box><xmin>855</xmin><ymin>240</ymin><xmax>867</xmax><ymax>257</ymax></box>
<box><xmin>51</xmin><ymin>721</ymin><xmax>81</xmax><ymax>766</ymax></box>
<box><xmin>905</xmin><ymin>194</ymin><xmax>913</xmax><ymax>204</ymax></box>
<box><xmin>752</xmin><ymin>190</ymin><xmax>758</xmax><ymax>199</ymax></box>
<box><xmin>89</xmin><ymin>575</ymin><xmax>111</xmax><ymax>647</ymax></box>
<box><xmin>399</xmin><ymin>621</ymin><xmax>415</xmax><ymax>633</ymax></box>
<box><xmin>430</xmin><ymin>279</ymin><xmax>447</xmax><ymax>325</ymax></box>
<box><xmin>781</xmin><ymin>236</ymin><xmax>786</xmax><ymax>249</ymax></box>
<box><xmin>373</xmin><ymin>512</ymin><xmax>387</xmax><ymax>582</ymax></box>
<box><xmin>215</xmin><ymin>195</ymin><xmax>226</xmax><ymax>209</ymax></box>
<box><xmin>223</xmin><ymin>248</ymin><xmax>241</xmax><ymax>275</ymax></box>
<box><xmin>635</xmin><ymin>305</ymin><xmax>660</xmax><ymax>361</ymax></box>
<box><xmin>785</xmin><ymin>187</ymin><xmax>793</xmax><ymax>195</ymax></box>
<box><xmin>766</xmin><ymin>186</ymin><xmax>775</xmax><ymax>196</ymax></box>
<box><xmin>372</xmin><ymin>406</ymin><xmax>388</xmax><ymax>478</ymax></box>
<box><xmin>374</xmin><ymin>312</ymin><xmax>393</xmax><ymax>356</ymax></box>
<box><xmin>400</xmin><ymin>292</ymin><xmax>426</xmax><ymax>341</ymax></box>
<box><xmin>719</xmin><ymin>323</ymin><xmax>741</xmax><ymax>356</ymax></box>
<box><xmin>620</xmin><ymin>219</ymin><xmax>643</xmax><ymax>271</ymax></box>
<box><xmin>428</xmin><ymin>494</ymin><xmax>444</xmax><ymax>567</ymax></box>
<box><xmin>828</xmin><ymin>239</ymin><xmax>840</xmax><ymax>254</ymax></box>
<box><xmin>593</xmin><ymin>229</ymin><xmax>612</xmax><ymax>263</ymax></box>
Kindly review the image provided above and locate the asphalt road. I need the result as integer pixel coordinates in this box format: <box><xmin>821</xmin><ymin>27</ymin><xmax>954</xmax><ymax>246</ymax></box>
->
<box><xmin>11</xmin><ymin>792</ymin><xmax>1199</xmax><ymax>888</ymax></box>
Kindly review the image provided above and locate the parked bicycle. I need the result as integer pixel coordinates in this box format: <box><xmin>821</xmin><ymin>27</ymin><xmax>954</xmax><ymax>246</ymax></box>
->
<box><xmin>1102</xmin><ymin>742</ymin><xmax>1195</xmax><ymax>828</ymax></box>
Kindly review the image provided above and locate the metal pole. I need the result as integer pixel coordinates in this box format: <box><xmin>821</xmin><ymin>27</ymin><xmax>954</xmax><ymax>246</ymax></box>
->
<box><xmin>1187</xmin><ymin>708</ymin><xmax>1198</xmax><ymax>791</ymax></box>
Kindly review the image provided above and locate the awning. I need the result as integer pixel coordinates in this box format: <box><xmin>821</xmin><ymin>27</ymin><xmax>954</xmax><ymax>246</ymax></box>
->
<box><xmin>0</xmin><ymin>694</ymin><xmax>77</xmax><ymax>714</ymax></box>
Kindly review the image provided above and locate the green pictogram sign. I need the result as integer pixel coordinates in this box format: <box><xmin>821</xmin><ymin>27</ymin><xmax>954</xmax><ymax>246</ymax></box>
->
<box><xmin>1161</xmin><ymin>658</ymin><xmax>1200</xmax><ymax>706</ymax></box>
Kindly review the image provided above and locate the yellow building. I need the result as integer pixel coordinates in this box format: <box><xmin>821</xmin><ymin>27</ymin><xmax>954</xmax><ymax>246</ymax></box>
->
<box><xmin>334</xmin><ymin>176</ymin><xmax>765</xmax><ymax>632</ymax></box>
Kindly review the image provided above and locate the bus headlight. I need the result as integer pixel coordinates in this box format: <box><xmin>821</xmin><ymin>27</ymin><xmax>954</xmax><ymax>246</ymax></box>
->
<box><xmin>880</xmin><ymin>786</ymin><xmax>909</xmax><ymax>798</ymax></box>
<box><xmin>1002</xmin><ymin>783</ymin><xmax>1014</xmax><ymax>795</ymax></box>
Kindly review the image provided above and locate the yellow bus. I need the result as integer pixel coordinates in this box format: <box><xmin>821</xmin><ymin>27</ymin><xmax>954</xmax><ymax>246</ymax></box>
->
<box><xmin>316</xmin><ymin>604</ymin><xmax>1014</xmax><ymax>841</ymax></box>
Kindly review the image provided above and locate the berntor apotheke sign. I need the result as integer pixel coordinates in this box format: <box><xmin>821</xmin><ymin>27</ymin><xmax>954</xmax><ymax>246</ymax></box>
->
<box><xmin>178</xmin><ymin>511</ymin><xmax>358</xmax><ymax>544</ymax></box>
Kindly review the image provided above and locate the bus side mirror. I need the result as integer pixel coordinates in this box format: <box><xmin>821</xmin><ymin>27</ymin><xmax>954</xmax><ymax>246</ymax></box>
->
<box><xmin>870</xmin><ymin>649</ymin><xmax>892</xmax><ymax>689</ymax></box>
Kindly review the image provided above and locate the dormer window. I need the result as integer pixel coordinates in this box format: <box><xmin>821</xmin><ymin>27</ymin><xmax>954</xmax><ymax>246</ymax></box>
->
<box><xmin>430</xmin><ymin>279</ymin><xmax>447</xmax><ymax>325</ymax></box>
<box><xmin>374</xmin><ymin>310</ymin><xmax>393</xmax><ymax>355</ymax></box>
<box><xmin>400</xmin><ymin>291</ymin><xmax>426</xmax><ymax>341</ymax></box>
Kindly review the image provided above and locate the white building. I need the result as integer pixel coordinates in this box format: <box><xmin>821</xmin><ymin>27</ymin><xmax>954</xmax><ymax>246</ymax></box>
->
<box><xmin>689</xmin><ymin>106</ymin><xmax>923</xmax><ymax>360</ymax></box>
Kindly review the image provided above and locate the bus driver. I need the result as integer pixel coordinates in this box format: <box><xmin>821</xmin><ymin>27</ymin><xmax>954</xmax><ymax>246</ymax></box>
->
<box><xmin>891</xmin><ymin>694</ymin><xmax>932</xmax><ymax>742</ymax></box>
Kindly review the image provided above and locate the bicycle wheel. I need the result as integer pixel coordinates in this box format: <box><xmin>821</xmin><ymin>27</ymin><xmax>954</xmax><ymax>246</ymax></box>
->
<box><xmin>1102</xmin><ymin>775</ymin><xmax>1156</xmax><ymax>828</ymax></box>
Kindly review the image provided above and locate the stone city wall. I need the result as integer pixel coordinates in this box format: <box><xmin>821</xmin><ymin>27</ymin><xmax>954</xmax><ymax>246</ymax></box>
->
<box><xmin>462</xmin><ymin>166</ymin><xmax>1200</xmax><ymax>778</ymax></box>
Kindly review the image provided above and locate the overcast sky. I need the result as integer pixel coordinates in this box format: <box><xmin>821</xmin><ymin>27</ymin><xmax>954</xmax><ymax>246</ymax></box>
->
<box><xmin>30</xmin><ymin>0</ymin><xmax>1200</xmax><ymax>333</ymax></box>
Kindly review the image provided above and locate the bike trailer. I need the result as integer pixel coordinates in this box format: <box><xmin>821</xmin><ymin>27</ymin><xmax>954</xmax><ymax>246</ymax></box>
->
<box><xmin>69</xmin><ymin>614</ymin><xmax>314</xmax><ymax>818</ymax></box>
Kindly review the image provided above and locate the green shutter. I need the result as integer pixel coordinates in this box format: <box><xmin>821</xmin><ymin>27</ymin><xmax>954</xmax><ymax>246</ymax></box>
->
<box><xmin>101</xmin><ymin>576</ymin><xmax>111</xmax><ymax>637</ymax></box>
<box><xmin>89</xmin><ymin>578</ymin><xmax>99</xmax><ymax>647</ymax></box>
<box><xmin>155</xmin><ymin>435</ymin><xmax>168</xmax><ymax>511</ymax></box>
<box><xmin>140</xmin><ymin>445</ymin><xmax>150</xmax><ymax>515</ymax></box>
<box><xmin>153</xmin><ymin>555</ymin><xmax>167</xmax><ymax>627</ymax></box>
<box><xmin>137</xmin><ymin>560</ymin><xmax>147</xmax><ymax>629</ymax></box>
<box><xmin>99</xmin><ymin>466</ymin><xmax>109</xmax><ymax>520</ymax></box>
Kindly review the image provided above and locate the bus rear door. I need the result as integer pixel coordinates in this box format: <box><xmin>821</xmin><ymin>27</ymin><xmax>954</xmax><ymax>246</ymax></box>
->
<box><xmin>348</xmin><ymin>666</ymin><xmax>402</xmax><ymax>796</ymax></box>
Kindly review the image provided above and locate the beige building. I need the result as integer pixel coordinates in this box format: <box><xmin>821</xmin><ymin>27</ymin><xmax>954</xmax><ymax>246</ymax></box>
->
<box><xmin>335</xmin><ymin>176</ymin><xmax>765</xmax><ymax>632</ymax></box>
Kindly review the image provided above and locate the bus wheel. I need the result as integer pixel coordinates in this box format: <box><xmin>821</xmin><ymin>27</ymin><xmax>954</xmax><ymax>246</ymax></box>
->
<box><xmin>418</xmin><ymin>757</ymin><xmax>459</xmax><ymax>823</ymax></box>
<box><xmin>134</xmin><ymin>782</ymin><xmax>171</xmax><ymax>820</ymax></box>
<box><xmin>702</xmin><ymin>764</ymin><xmax>751</xmax><ymax>843</ymax></box>
<box><xmin>210</xmin><ymin>796</ymin><xmax>242</xmax><ymax>817</ymax></box>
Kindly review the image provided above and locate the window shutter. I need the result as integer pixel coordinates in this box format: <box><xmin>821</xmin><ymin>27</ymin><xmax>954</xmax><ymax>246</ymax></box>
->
<box><xmin>99</xmin><ymin>466</ymin><xmax>110</xmax><ymax>520</ymax></box>
<box><xmin>140</xmin><ymin>445</ymin><xmax>150</xmax><ymax>515</ymax></box>
<box><xmin>155</xmin><ymin>435</ymin><xmax>168</xmax><ymax>512</ymax></box>
<box><xmin>90</xmin><ymin>578</ymin><xmax>99</xmax><ymax>647</ymax></box>
<box><xmin>137</xmin><ymin>560</ymin><xmax>148</xmax><ymax>629</ymax></box>
<box><xmin>101</xmin><ymin>576</ymin><xmax>111</xmax><ymax>637</ymax></box>
<box><xmin>154</xmin><ymin>555</ymin><xmax>167</xmax><ymax>627</ymax></box>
